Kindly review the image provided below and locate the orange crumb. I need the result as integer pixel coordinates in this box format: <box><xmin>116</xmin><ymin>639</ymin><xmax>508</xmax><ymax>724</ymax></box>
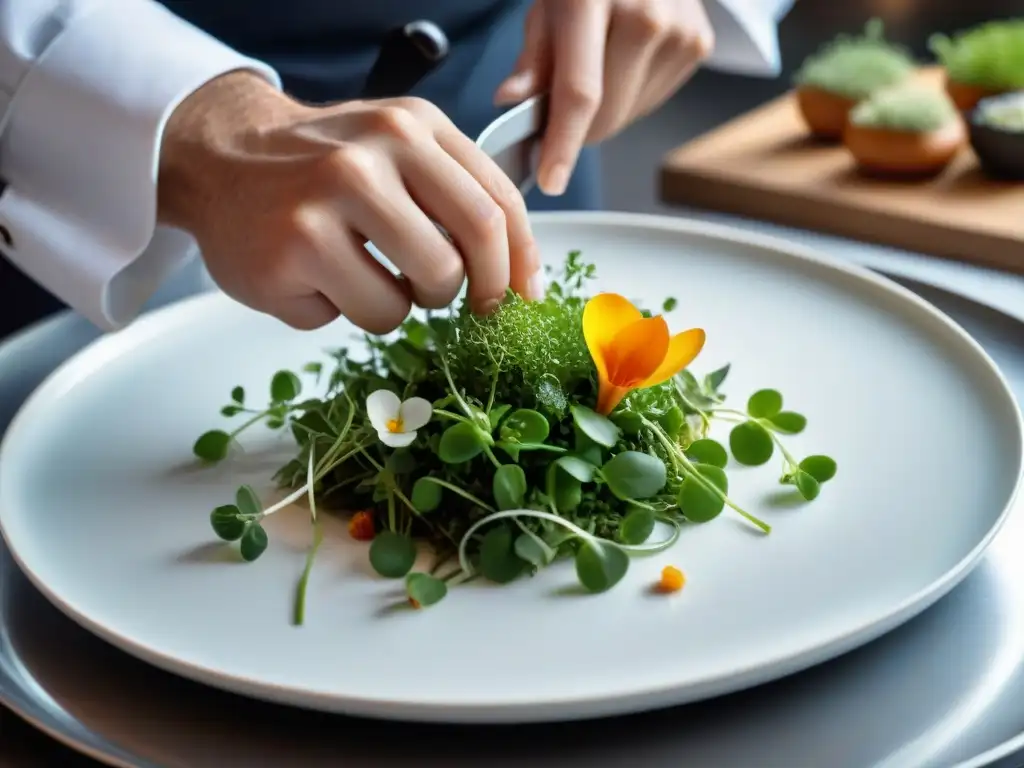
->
<box><xmin>657</xmin><ymin>565</ymin><xmax>685</xmax><ymax>593</ymax></box>
<box><xmin>408</xmin><ymin>598</ymin><xmax>421</xmax><ymax>610</ymax></box>
<box><xmin>348</xmin><ymin>510</ymin><xmax>375</xmax><ymax>541</ymax></box>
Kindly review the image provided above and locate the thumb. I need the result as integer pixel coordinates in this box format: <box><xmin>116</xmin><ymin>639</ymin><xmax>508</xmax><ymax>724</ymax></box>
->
<box><xmin>494</xmin><ymin>4</ymin><xmax>550</xmax><ymax>105</ymax></box>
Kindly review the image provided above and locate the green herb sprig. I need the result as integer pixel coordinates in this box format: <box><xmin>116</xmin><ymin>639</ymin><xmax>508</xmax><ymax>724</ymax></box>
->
<box><xmin>193</xmin><ymin>252</ymin><xmax>837</xmax><ymax>622</ymax></box>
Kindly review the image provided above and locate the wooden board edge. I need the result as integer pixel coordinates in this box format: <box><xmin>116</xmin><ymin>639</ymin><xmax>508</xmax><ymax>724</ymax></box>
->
<box><xmin>658</xmin><ymin>166</ymin><xmax>1024</xmax><ymax>276</ymax></box>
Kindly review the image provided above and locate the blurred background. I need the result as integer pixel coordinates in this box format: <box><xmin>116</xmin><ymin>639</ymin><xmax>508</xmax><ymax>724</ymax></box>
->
<box><xmin>0</xmin><ymin>0</ymin><xmax>1019</xmax><ymax>339</ymax></box>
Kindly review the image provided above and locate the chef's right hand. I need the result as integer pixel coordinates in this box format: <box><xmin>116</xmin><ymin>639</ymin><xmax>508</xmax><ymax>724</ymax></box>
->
<box><xmin>157</xmin><ymin>70</ymin><xmax>543</xmax><ymax>333</ymax></box>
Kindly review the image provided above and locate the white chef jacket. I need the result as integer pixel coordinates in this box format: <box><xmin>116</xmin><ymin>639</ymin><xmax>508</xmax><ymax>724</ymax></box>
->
<box><xmin>0</xmin><ymin>0</ymin><xmax>792</xmax><ymax>332</ymax></box>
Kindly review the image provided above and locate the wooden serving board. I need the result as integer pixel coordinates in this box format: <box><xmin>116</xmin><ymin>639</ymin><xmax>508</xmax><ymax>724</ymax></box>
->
<box><xmin>659</xmin><ymin>68</ymin><xmax>1024</xmax><ymax>273</ymax></box>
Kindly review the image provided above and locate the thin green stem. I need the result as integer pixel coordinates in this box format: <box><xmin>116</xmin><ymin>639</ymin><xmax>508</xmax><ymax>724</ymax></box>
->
<box><xmin>483</xmin><ymin>445</ymin><xmax>502</xmax><ymax>469</ymax></box>
<box><xmin>418</xmin><ymin>477</ymin><xmax>496</xmax><ymax>513</ymax></box>
<box><xmin>643</xmin><ymin>417</ymin><xmax>771</xmax><ymax>534</ymax></box>
<box><xmin>455</xmin><ymin>509</ymin><xmax>680</xmax><ymax>576</ymax></box>
<box><xmin>292</xmin><ymin>524</ymin><xmax>323</xmax><ymax>627</ymax></box>
<box><xmin>228</xmin><ymin>411</ymin><xmax>268</xmax><ymax>438</ymax></box>
<box><xmin>433</xmin><ymin>409</ymin><xmax>472</xmax><ymax>425</ymax></box>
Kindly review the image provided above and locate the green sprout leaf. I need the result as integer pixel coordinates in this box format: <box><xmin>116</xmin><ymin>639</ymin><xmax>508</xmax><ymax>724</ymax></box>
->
<box><xmin>662</xmin><ymin>297</ymin><xmax>678</xmax><ymax>312</ymax></box>
<box><xmin>685</xmin><ymin>438</ymin><xmax>728</xmax><ymax>468</ymax></box>
<box><xmin>500</xmin><ymin>409</ymin><xmax>550</xmax><ymax>444</ymax></box>
<box><xmin>383</xmin><ymin>341</ymin><xmax>427</xmax><ymax>382</ymax></box>
<box><xmin>554</xmin><ymin>455</ymin><xmax>597</xmax><ymax>483</ymax></box>
<box><xmin>620</xmin><ymin>507</ymin><xmax>656</xmax><ymax>545</ymax></box>
<box><xmin>611</xmin><ymin>410</ymin><xmax>643</xmax><ymax>435</ymax></box>
<box><xmin>235</xmin><ymin>485</ymin><xmax>262</xmax><ymax>518</ymax></box>
<box><xmin>514</xmin><ymin>531</ymin><xmax>556</xmax><ymax>568</ymax></box>
<box><xmin>406</xmin><ymin>572</ymin><xmax>447</xmax><ymax>607</ymax></box>
<box><xmin>678</xmin><ymin>464</ymin><xmax>729</xmax><ymax>523</ymax></box>
<box><xmin>704</xmin><ymin>364</ymin><xmax>731</xmax><ymax>391</ymax></box>
<box><xmin>438</xmin><ymin>423</ymin><xmax>487</xmax><ymax>464</ymax></box>
<box><xmin>221</xmin><ymin>405</ymin><xmax>243</xmax><ymax>417</ymax></box>
<box><xmin>794</xmin><ymin>470</ymin><xmax>821</xmax><ymax>501</ymax></box>
<box><xmin>493</xmin><ymin>464</ymin><xmax>528</xmax><ymax>510</ymax></box>
<box><xmin>193</xmin><ymin>430</ymin><xmax>231</xmax><ymax>462</ymax></box>
<box><xmin>230</xmin><ymin>386</ymin><xmax>245</xmax><ymax>405</ymax></box>
<box><xmin>369</xmin><ymin>532</ymin><xmax>417</xmax><ymax>578</ymax></box>
<box><xmin>489</xmin><ymin>404</ymin><xmax>512</xmax><ymax>430</ymax></box>
<box><xmin>210</xmin><ymin>505</ymin><xmax>245</xmax><ymax>541</ymax></box>
<box><xmin>768</xmin><ymin>412</ymin><xmax>807</xmax><ymax>434</ymax></box>
<box><xmin>240</xmin><ymin>523</ymin><xmax>269</xmax><ymax>562</ymax></box>
<box><xmin>270</xmin><ymin>370</ymin><xmax>302</xmax><ymax>402</ymax></box>
<box><xmin>800</xmin><ymin>455</ymin><xmax>838</xmax><ymax>483</ymax></box>
<box><xmin>575</xmin><ymin>540</ymin><xmax>629</xmax><ymax>593</ymax></box>
<box><xmin>729</xmin><ymin>421</ymin><xmax>774</xmax><ymax>466</ymax></box>
<box><xmin>600</xmin><ymin>451</ymin><xmax>667</xmax><ymax>500</ymax></box>
<box><xmin>571</xmin><ymin>405</ymin><xmax>621</xmax><ymax>448</ymax></box>
<box><xmin>411</xmin><ymin>477</ymin><xmax>443</xmax><ymax>513</ymax></box>
<box><xmin>479</xmin><ymin>526</ymin><xmax>525</xmax><ymax>584</ymax></box>
<box><xmin>747</xmin><ymin>389</ymin><xmax>783</xmax><ymax>418</ymax></box>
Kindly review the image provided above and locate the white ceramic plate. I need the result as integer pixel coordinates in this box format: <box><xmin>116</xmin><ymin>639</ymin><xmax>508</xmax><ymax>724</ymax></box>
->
<box><xmin>0</xmin><ymin>212</ymin><xmax>1021</xmax><ymax>724</ymax></box>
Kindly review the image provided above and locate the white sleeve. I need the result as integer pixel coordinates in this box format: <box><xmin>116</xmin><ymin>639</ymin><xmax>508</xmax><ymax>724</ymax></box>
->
<box><xmin>0</xmin><ymin>0</ymin><xmax>281</xmax><ymax>331</ymax></box>
<box><xmin>703</xmin><ymin>0</ymin><xmax>796</xmax><ymax>77</ymax></box>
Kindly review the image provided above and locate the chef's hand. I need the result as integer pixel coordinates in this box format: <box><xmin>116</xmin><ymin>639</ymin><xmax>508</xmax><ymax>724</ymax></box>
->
<box><xmin>157</xmin><ymin>71</ymin><xmax>542</xmax><ymax>333</ymax></box>
<box><xmin>495</xmin><ymin>0</ymin><xmax>714</xmax><ymax>195</ymax></box>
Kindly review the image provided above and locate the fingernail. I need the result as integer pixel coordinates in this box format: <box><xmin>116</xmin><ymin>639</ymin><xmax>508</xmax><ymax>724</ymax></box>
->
<box><xmin>540</xmin><ymin>163</ymin><xmax>570</xmax><ymax>196</ymax></box>
<box><xmin>494</xmin><ymin>71</ymin><xmax>534</xmax><ymax>105</ymax></box>
<box><xmin>526</xmin><ymin>270</ymin><xmax>545</xmax><ymax>301</ymax></box>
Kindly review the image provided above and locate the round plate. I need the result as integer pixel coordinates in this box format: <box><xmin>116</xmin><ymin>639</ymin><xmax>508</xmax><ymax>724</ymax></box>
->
<box><xmin>0</xmin><ymin>212</ymin><xmax>1021</xmax><ymax>723</ymax></box>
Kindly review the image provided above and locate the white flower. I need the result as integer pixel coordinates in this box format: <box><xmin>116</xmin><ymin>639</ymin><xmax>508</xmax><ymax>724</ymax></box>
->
<box><xmin>366</xmin><ymin>389</ymin><xmax>432</xmax><ymax>448</ymax></box>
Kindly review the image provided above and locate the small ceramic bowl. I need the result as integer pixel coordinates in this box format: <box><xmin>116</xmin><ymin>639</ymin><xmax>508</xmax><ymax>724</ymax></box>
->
<box><xmin>969</xmin><ymin>91</ymin><xmax>1024</xmax><ymax>180</ymax></box>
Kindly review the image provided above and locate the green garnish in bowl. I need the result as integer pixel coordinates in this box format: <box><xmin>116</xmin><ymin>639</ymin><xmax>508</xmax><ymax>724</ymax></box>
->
<box><xmin>849</xmin><ymin>84</ymin><xmax>958</xmax><ymax>133</ymax></box>
<box><xmin>930</xmin><ymin>20</ymin><xmax>1024</xmax><ymax>92</ymax></box>
<box><xmin>794</xmin><ymin>18</ymin><xmax>915</xmax><ymax>100</ymax></box>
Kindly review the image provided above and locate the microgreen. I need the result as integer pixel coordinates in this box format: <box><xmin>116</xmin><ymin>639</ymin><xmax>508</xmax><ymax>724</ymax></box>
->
<box><xmin>793</xmin><ymin>18</ymin><xmax>914</xmax><ymax>100</ymax></box>
<box><xmin>194</xmin><ymin>251</ymin><xmax>835</xmax><ymax>620</ymax></box>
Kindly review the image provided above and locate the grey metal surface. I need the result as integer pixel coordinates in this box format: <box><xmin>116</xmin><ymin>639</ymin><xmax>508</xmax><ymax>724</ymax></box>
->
<box><xmin>2</xmin><ymin>272</ymin><xmax>1024</xmax><ymax>768</ymax></box>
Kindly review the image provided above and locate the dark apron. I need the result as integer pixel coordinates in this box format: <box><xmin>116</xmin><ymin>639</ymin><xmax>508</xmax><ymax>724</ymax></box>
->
<box><xmin>157</xmin><ymin>0</ymin><xmax>602</xmax><ymax>211</ymax></box>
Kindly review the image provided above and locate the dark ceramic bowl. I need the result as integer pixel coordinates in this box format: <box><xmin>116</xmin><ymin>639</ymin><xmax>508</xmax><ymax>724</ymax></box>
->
<box><xmin>969</xmin><ymin>92</ymin><xmax>1024</xmax><ymax>181</ymax></box>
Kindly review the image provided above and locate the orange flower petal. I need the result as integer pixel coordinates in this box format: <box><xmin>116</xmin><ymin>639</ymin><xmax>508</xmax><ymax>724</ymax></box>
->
<box><xmin>606</xmin><ymin>316</ymin><xmax>670</xmax><ymax>387</ymax></box>
<box><xmin>583</xmin><ymin>293</ymin><xmax>644</xmax><ymax>381</ymax></box>
<box><xmin>597</xmin><ymin>384</ymin><xmax>631</xmax><ymax>417</ymax></box>
<box><xmin>641</xmin><ymin>328</ymin><xmax>706</xmax><ymax>388</ymax></box>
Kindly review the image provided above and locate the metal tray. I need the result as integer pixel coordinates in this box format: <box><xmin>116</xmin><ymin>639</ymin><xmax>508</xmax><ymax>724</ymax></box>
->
<box><xmin>2</xmin><ymin>274</ymin><xmax>1024</xmax><ymax>768</ymax></box>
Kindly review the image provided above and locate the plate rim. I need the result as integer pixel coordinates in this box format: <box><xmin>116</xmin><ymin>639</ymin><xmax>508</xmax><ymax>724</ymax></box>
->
<box><xmin>2</xmin><ymin>210</ymin><xmax>1022</xmax><ymax>722</ymax></box>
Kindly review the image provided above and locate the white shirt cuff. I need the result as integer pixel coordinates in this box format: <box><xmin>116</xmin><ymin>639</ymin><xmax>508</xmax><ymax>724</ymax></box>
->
<box><xmin>704</xmin><ymin>0</ymin><xmax>794</xmax><ymax>77</ymax></box>
<box><xmin>0</xmin><ymin>0</ymin><xmax>281</xmax><ymax>331</ymax></box>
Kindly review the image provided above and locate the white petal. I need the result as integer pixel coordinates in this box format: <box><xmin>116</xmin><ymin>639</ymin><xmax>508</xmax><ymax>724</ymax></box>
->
<box><xmin>379</xmin><ymin>429</ymin><xmax>417</xmax><ymax>448</ymax></box>
<box><xmin>399</xmin><ymin>397</ymin><xmax>433</xmax><ymax>432</ymax></box>
<box><xmin>366</xmin><ymin>389</ymin><xmax>401</xmax><ymax>432</ymax></box>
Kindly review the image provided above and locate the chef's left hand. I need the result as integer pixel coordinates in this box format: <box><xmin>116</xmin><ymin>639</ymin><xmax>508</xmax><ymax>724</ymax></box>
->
<box><xmin>495</xmin><ymin>0</ymin><xmax>714</xmax><ymax>195</ymax></box>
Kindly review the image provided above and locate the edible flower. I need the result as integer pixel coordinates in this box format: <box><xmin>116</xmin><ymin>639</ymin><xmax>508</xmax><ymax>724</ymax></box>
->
<box><xmin>366</xmin><ymin>390</ymin><xmax>432</xmax><ymax>448</ymax></box>
<box><xmin>583</xmin><ymin>293</ymin><xmax>705</xmax><ymax>415</ymax></box>
<box><xmin>348</xmin><ymin>510</ymin><xmax>375</xmax><ymax>541</ymax></box>
<box><xmin>657</xmin><ymin>565</ymin><xmax>686</xmax><ymax>593</ymax></box>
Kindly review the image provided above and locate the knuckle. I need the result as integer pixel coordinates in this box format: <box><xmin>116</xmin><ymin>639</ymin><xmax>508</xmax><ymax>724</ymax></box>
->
<box><xmin>469</xmin><ymin>201</ymin><xmax>507</xmax><ymax>246</ymax></box>
<box><xmin>682</xmin><ymin>26</ymin><xmax>715</xmax><ymax>60</ymax></box>
<box><xmin>325</xmin><ymin>143</ymin><xmax>377</xmax><ymax>189</ymax></box>
<box><xmin>561</xmin><ymin>80</ymin><xmax>602</xmax><ymax>113</ymax></box>
<box><xmin>391</xmin><ymin>96</ymin><xmax>442</xmax><ymax>122</ymax></box>
<box><xmin>369</xmin><ymin>104</ymin><xmax>422</xmax><ymax>141</ymax></box>
<box><xmin>624</xmin><ymin>6</ymin><xmax>667</xmax><ymax>38</ymax></box>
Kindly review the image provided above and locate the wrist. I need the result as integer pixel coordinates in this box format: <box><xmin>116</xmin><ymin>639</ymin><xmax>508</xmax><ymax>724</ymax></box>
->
<box><xmin>157</xmin><ymin>69</ymin><xmax>294</xmax><ymax>231</ymax></box>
